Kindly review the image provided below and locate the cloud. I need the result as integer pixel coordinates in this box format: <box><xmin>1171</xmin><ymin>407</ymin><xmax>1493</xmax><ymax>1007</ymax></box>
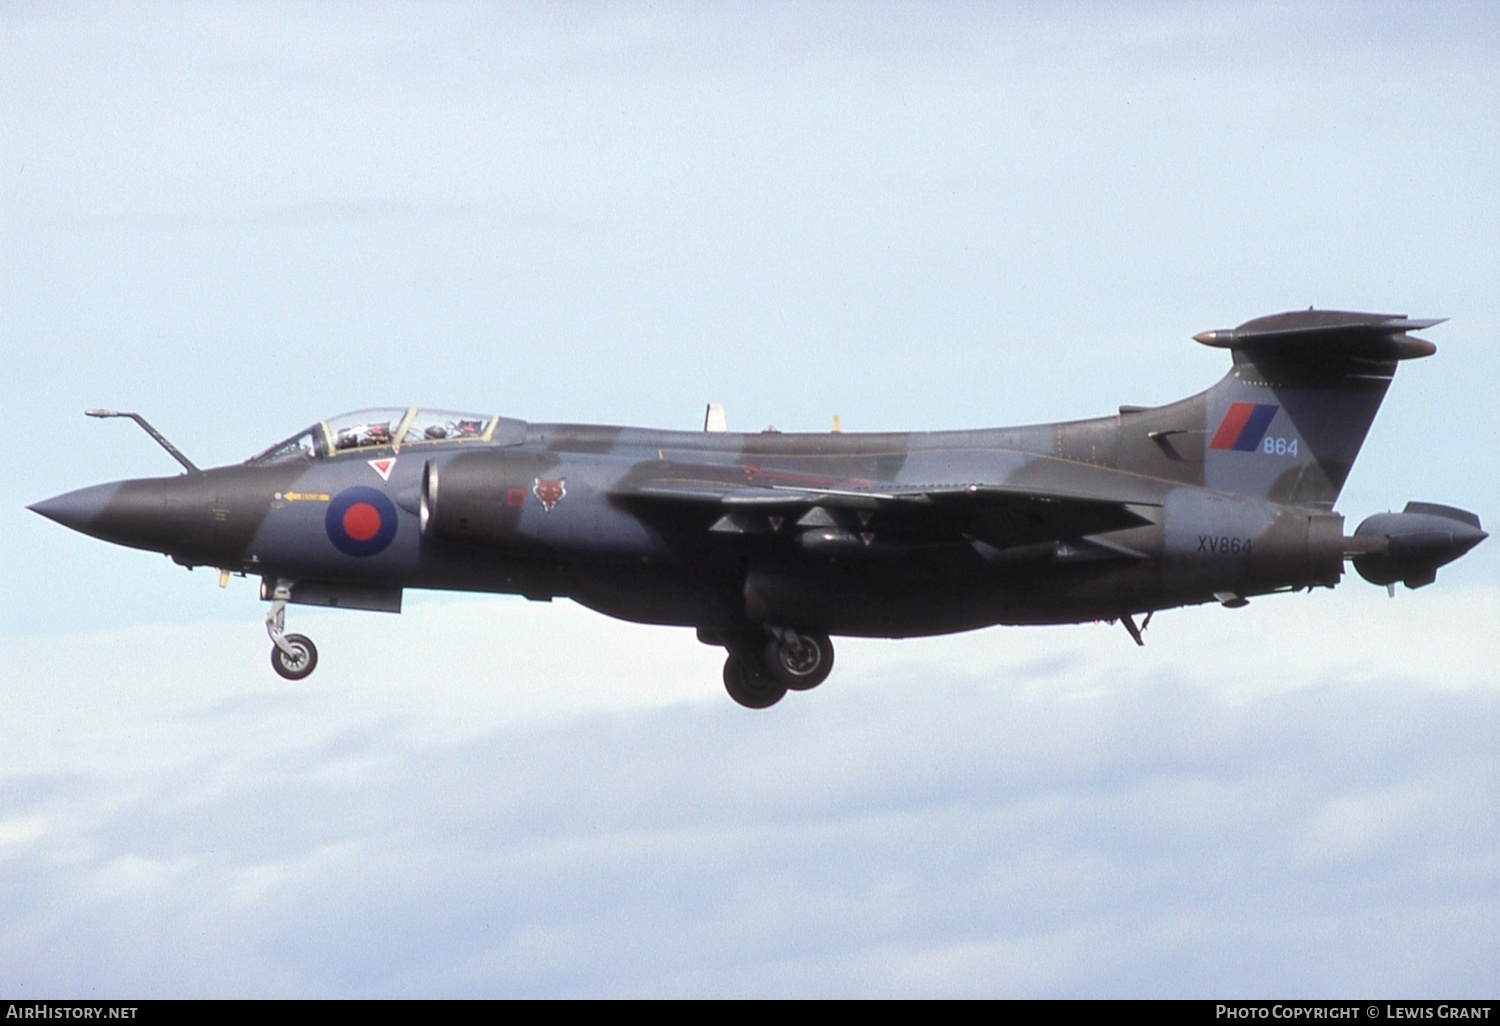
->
<box><xmin>2</xmin><ymin>586</ymin><xmax>1495</xmax><ymax>996</ymax></box>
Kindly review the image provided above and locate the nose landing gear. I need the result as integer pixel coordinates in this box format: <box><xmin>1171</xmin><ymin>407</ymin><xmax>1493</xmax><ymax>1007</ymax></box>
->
<box><xmin>266</xmin><ymin>580</ymin><xmax>319</xmax><ymax>680</ymax></box>
<box><xmin>717</xmin><ymin>627</ymin><xmax>834</xmax><ymax>709</ymax></box>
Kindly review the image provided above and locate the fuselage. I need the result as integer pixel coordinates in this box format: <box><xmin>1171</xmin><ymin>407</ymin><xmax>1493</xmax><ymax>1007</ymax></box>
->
<box><xmin>30</xmin><ymin>310</ymin><xmax>1486</xmax><ymax>706</ymax></box>
<box><xmin>32</xmin><ymin>411</ymin><xmax>1347</xmax><ymax>639</ymax></box>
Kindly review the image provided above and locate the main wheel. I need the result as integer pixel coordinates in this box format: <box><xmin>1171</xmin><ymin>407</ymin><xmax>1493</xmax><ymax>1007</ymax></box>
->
<box><xmin>764</xmin><ymin>630</ymin><xmax>834</xmax><ymax>691</ymax></box>
<box><xmin>270</xmin><ymin>633</ymin><xmax>318</xmax><ymax>681</ymax></box>
<box><xmin>722</xmin><ymin>653</ymin><xmax>787</xmax><ymax>709</ymax></box>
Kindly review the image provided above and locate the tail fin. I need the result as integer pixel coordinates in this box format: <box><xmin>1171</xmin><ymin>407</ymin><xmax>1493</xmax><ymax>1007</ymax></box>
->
<box><xmin>1195</xmin><ymin>310</ymin><xmax>1443</xmax><ymax>508</ymax></box>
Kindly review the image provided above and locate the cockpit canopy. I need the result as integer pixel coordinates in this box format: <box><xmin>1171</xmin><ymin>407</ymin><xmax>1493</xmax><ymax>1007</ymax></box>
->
<box><xmin>247</xmin><ymin>408</ymin><xmax>501</xmax><ymax>464</ymax></box>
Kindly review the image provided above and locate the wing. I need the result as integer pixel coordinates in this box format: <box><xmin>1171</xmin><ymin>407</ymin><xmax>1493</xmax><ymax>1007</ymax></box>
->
<box><xmin>612</xmin><ymin>460</ymin><xmax>1160</xmax><ymax>551</ymax></box>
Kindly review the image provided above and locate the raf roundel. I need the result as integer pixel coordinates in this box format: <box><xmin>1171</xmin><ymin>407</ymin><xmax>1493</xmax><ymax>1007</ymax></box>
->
<box><xmin>325</xmin><ymin>487</ymin><xmax>399</xmax><ymax>557</ymax></box>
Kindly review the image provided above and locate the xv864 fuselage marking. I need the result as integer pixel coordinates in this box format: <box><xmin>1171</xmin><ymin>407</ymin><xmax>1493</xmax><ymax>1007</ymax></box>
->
<box><xmin>30</xmin><ymin>310</ymin><xmax>1486</xmax><ymax>708</ymax></box>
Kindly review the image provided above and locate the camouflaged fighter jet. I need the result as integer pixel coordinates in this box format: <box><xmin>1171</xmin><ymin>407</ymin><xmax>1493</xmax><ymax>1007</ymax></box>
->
<box><xmin>30</xmin><ymin>309</ymin><xmax>1487</xmax><ymax>708</ymax></box>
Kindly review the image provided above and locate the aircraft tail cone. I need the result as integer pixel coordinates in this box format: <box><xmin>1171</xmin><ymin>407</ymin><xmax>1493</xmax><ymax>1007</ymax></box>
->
<box><xmin>1350</xmin><ymin>502</ymin><xmax>1486</xmax><ymax>590</ymax></box>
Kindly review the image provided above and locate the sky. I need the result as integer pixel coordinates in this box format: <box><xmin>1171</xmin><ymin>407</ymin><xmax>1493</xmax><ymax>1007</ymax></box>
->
<box><xmin>2</xmin><ymin>0</ymin><xmax>1497</xmax><ymax>998</ymax></box>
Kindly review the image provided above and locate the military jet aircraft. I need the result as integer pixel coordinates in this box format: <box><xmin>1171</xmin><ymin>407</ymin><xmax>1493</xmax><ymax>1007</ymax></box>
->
<box><xmin>30</xmin><ymin>309</ymin><xmax>1487</xmax><ymax>708</ymax></box>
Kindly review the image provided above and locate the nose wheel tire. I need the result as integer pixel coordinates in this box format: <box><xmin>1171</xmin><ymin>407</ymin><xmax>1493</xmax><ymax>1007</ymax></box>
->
<box><xmin>764</xmin><ymin>630</ymin><xmax>834</xmax><ymax>690</ymax></box>
<box><xmin>270</xmin><ymin>633</ymin><xmax>318</xmax><ymax>681</ymax></box>
<box><xmin>723</xmin><ymin>653</ymin><xmax>788</xmax><ymax>709</ymax></box>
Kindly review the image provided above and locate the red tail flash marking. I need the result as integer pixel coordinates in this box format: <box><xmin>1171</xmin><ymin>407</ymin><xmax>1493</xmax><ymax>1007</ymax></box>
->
<box><xmin>1210</xmin><ymin>403</ymin><xmax>1256</xmax><ymax>450</ymax></box>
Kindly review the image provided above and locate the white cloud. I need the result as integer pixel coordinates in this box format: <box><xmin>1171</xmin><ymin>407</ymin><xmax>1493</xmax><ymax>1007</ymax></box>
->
<box><xmin>1</xmin><ymin>586</ymin><xmax>1495</xmax><ymax>996</ymax></box>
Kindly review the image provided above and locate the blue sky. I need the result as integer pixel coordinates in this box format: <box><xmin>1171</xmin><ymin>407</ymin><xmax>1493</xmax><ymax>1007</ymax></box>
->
<box><xmin>2</xmin><ymin>1</ymin><xmax>1497</xmax><ymax>997</ymax></box>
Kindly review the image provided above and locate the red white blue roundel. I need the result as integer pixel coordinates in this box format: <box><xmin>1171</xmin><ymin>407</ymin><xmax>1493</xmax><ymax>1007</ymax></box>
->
<box><xmin>325</xmin><ymin>487</ymin><xmax>399</xmax><ymax>557</ymax></box>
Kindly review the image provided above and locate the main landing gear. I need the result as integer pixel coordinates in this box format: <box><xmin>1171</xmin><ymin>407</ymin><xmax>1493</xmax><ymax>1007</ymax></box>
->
<box><xmin>716</xmin><ymin>627</ymin><xmax>835</xmax><ymax>709</ymax></box>
<box><xmin>265</xmin><ymin>579</ymin><xmax>318</xmax><ymax>680</ymax></box>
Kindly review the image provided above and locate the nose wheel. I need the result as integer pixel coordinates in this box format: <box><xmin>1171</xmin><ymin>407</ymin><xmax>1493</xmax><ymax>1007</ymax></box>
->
<box><xmin>270</xmin><ymin>633</ymin><xmax>319</xmax><ymax>680</ymax></box>
<box><xmin>266</xmin><ymin>580</ymin><xmax>319</xmax><ymax>681</ymax></box>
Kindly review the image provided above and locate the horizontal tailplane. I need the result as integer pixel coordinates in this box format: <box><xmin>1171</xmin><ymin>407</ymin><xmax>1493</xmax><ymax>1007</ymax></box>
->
<box><xmin>1194</xmin><ymin>310</ymin><xmax>1444</xmax><ymax>363</ymax></box>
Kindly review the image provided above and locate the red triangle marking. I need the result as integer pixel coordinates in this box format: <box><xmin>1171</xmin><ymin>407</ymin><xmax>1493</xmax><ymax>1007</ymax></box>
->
<box><xmin>368</xmin><ymin>458</ymin><xmax>396</xmax><ymax>481</ymax></box>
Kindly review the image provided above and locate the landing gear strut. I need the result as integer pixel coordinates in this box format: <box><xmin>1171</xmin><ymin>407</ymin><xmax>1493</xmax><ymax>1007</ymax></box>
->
<box><xmin>266</xmin><ymin>579</ymin><xmax>318</xmax><ymax>680</ymax></box>
<box><xmin>717</xmin><ymin>627</ymin><xmax>835</xmax><ymax>709</ymax></box>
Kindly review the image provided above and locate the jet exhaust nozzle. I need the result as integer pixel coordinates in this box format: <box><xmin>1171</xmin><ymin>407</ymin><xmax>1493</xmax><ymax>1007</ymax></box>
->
<box><xmin>1350</xmin><ymin>502</ymin><xmax>1487</xmax><ymax>589</ymax></box>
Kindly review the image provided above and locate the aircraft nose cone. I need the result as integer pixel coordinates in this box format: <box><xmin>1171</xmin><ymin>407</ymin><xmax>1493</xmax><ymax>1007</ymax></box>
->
<box><xmin>31</xmin><ymin>473</ymin><xmax>232</xmax><ymax>562</ymax></box>
<box><xmin>28</xmin><ymin>482</ymin><xmax>122</xmax><ymax>535</ymax></box>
